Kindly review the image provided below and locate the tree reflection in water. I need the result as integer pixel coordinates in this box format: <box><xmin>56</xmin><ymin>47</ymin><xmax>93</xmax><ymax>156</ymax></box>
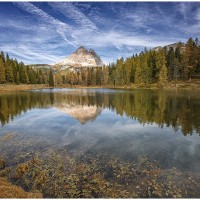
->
<box><xmin>0</xmin><ymin>89</ymin><xmax>199</xmax><ymax>135</ymax></box>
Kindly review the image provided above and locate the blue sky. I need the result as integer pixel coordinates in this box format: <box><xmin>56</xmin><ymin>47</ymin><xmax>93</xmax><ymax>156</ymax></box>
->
<box><xmin>0</xmin><ymin>2</ymin><xmax>200</xmax><ymax>65</ymax></box>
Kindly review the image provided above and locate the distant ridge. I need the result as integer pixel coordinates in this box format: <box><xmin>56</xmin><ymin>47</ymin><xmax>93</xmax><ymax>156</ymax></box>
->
<box><xmin>151</xmin><ymin>42</ymin><xmax>186</xmax><ymax>52</ymax></box>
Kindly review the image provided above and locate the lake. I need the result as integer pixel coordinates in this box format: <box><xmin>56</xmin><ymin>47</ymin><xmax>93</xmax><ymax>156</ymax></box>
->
<box><xmin>0</xmin><ymin>88</ymin><xmax>200</xmax><ymax>198</ymax></box>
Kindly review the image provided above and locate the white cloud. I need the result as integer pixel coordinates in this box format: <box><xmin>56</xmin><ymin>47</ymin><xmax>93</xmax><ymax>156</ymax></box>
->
<box><xmin>196</xmin><ymin>7</ymin><xmax>200</xmax><ymax>20</ymax></box>
<box><xmin>15</xmin><ymin>2</ymin><xmax>76</xmax><ymax>47</ymax></box>
<box><xmin>146</xmin><ymin>28</ymin><xmax>153</xmax><ymax>34</ymax></box>
<box><xmin>79</xmin><ymin>30</ymin><xmax>179</xmax><ymax>49</ymax></box>
<box><xmin>48</xmin><ymin>2</ymin><xmax>98</xmax><ymax>32</ymax></box>
<box><xmin>1</xmin><ymin>44</ymin><xmax>60</xmax><ymax>63</ymax></box>
<box><xmin>179</xmin><ymin>2</ymin><xmax>193</xmax><ymax>20</ymax></box>
<box><xmin>182</xmin><ymin>4</ymin><xmax>200</xmax><ymax>34</ymax></box>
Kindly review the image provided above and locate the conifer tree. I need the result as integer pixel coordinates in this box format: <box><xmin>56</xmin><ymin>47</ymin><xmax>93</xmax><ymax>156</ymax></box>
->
<box><xmin>0</xmin><ymin>57</ymin><xmax>6</xmax><ymax>83</ymax></box>
<box><xmin>49</xmin><ymin>70</ymin><xmax>54</xmax><ymax>86</ymax></box>
<box><xmin>96</xmin><ymin>67</ymin><xmax>102</xmax><ymax>85</ymax></box>
<box><xmin>5</xmin><ymin>54</ymin><xmax>14</xmax><ymax>83</ymax></box>
<box><xmin>148</xmin><ymin>50</ymin><xmax>157</xmax><ymax>83</ymax></box>
<box><xmin>156</xmin><ymin>49</ymin><xmax>168</xmax><ymax>84</ymax></box>
<box><xmin>91</xmin><ymin>68</ymin><xmax>97</xmax><ymax>85</ymax></box>
<box><xmin>141</xmin><ymin>52</ymin><xmax>151</xmax><ymax>84</ymax></box>
<box><xmin>102</xmin><ymin>66</ymin><xmax>109</xmax><ymax>85</ymax></box>
<box><xmin>167</xmin><ymin>47</ymin><xmax>176</xmax><ymax>81</ymax></box>
<box><xmin>174</xmin><ymin>46</ymin><xmax>182</xmax><ymax>80</ymax></box>
<box><xmin>134</xmin><ymin>55</ymin><xmax>142</xmax><ymax>84</ymax></box>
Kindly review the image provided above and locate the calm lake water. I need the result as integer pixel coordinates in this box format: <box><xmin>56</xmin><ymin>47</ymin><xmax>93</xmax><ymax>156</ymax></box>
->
<box><xmin>0</xmin><ymin>88</ymin><xmax>200</xmax><ymax>197</ymax></box>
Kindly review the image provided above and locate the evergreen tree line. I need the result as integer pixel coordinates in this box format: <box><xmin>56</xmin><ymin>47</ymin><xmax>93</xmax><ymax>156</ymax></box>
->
<box><xmin>1</xmin><ymin>37</ymin><xmax>200</xmax><ymax>86</ymax></box>
<box><xmin>0</xmin><ymin>51</ymin><xmax>53</xmax><ymax>85</ymax></box>
<box><xmin>57</xmin><ymin>37</ymin><xmax>200</xmax><ymax>86</ymax></box>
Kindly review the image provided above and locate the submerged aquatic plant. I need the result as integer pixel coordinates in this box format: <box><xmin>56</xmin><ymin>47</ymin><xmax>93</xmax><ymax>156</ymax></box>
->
<box><xmin>0</xmin><ymin>151</ymin><xmax>197</xmax><ymax>198</ymax></box>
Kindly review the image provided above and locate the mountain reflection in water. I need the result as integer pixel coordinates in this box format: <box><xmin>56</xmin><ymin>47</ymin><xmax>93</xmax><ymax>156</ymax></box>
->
<box><xmin>0</xmin><ymin>88</ymin><xmax>199</xmax><ymax>136</ymax></box>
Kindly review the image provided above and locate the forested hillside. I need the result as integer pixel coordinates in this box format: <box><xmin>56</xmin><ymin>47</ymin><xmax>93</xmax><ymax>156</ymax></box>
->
<box><xmin>59</xmin><ymin>37</ymin><xmax>200</xmax><ymax>86</ymax></box>
<box><xmin>1</xmin><ymin>37</ymin><xmax>200</xmax><ymax>87</ymax></box>
<box><xmin>0</xmin><ymin>52</ymin><xmax>52</xmax><ymax>85</ymax></box>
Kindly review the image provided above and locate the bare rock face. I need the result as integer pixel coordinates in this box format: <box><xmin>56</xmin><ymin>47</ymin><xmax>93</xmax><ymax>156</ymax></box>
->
<box><xmin>53</xmin><ymin>46</ymin><xmax>104</xmax><ymax>70</ymax></box>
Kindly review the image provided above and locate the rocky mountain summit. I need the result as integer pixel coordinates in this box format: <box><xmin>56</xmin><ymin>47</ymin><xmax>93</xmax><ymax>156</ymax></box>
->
<box><xmin>53</xmin><ymin>46</ymin><xmax>104</xmax><ymax>70</ymax></box>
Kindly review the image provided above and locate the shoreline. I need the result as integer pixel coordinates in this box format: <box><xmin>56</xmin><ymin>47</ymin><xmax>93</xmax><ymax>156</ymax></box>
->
<box><xmin>0</xmin><ymin>80</ymin><xmax>200</xmax><ymax>93</ymax></box>
<box><xmin>48</xmin><ymin>80</ymin><xmax>200</xmax><ymax>90</ymax></box>
<box><xmin>0</xmin><ymin>84</ymin><xmax>50</xmax><ymax>93</ymax></box>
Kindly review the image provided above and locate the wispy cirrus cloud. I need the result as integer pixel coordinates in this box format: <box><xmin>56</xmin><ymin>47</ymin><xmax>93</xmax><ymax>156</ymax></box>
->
<box><xmin>48</xmin><ymin>2</ymin><xmax>98</xmax><ymax>33</ymax></box>
<box><xmin>14</xmin><ymin>2</ymin><xmax>77</xmax><ymax>47</ymax></box>
<box><xmin>81</xmin><ymin>31</ymin><xmax>177</xmax><ymax>49</ymax></box>
<box><xmin>1</xmin><ymin>2</ymin><xmax>200</xmax><ymax>65</ymax></box>
<box><xmin>183</xmin><ymin>4</ymin><xmax>200</xmax><ymax>34</ymax></box>
<box><xmin>0</xmin><ymin>43</ymin><xmax>63</xmax><ymax>63</ymax></box>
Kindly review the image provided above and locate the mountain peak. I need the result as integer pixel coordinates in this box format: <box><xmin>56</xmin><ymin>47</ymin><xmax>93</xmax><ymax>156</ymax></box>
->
<box><xmin>53</xmin><ymin>46</ymin><xmax>104</xmax><ymax>70</ymax></box>
<box><xmin>89</xmin><ymin>49</ymin><xmax>96</xmax><ymax>56</ymax></box>
<box><xmin>76</xmin><ymin>46</ymin><xmax>88</xmax><ymax>54</ymax></box>
<box><xmin>78</xmin><ymin>46</ymin><xmax>86</xmax><ymax>50</ymax></box>
<box><xmin>89</xmin><ymin>48</ymin><xmax>95</xmax><ymax>52</ymax></box>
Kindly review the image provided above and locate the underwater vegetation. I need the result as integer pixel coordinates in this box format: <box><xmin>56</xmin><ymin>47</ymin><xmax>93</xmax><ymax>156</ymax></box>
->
<box><xmin>0</xmin><ymin>150</ymin><xmax>200</xmax><ymax>198</ymax></box>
